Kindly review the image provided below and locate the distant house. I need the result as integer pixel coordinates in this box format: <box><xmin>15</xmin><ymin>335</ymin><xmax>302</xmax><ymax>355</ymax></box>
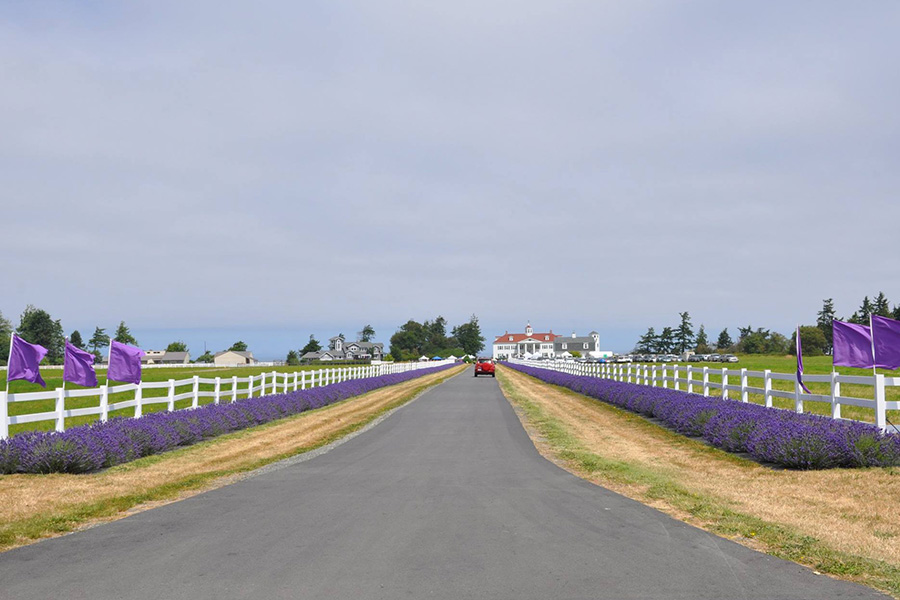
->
<box><xmin>554</xmin><ymin>331</ymin><xmax>601</xmax><ymax>356</ymax></box>
<box><xmin>301</xmin><ymin>335</ymin><xmax>384</xmax><ymax>362</ymax></box>
<box><xmin>214</xmin><ymin>350</ymin><xmax>258</xmax><ymax>366</ymax></box>
<box><xmin>142</xmin><ymin>350</ymin><xmax>191</xmax><ymax>365</ymax></box>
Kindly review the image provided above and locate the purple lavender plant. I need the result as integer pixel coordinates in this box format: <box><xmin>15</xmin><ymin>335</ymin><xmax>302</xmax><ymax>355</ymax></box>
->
<box><xmin>0</xmin><ymin>365</ymin><xmax>454</xmax><ymax>475</ymax></box>
<box><xmin>505</xmin><ymin>362</ymin><xmax>900</xmax><ymax>470</ymax></box>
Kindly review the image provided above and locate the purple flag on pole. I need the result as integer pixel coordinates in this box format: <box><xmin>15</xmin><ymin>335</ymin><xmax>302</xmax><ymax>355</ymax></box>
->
<box><xmin>872</xmin><ymin>315</ymin><xmax>900</xmax><ymax>370</ymax></box>
<box><xmin>796</xmin><ymin>327</ymin><xmax>812</xmax><ymax>394</ymax></box>
<box><xmin>832</xmin><ymin>320</ymin><xmax>874</xmax><ymax>369</ymax></box>
<box><xmin>108</xmin><ymin>340</ymin><xmax>144</xmax><ymax>384</ymax></box>
<box><xmin>8</xmin><ymin>334</ymin><xmax>49</xmax><ymax>387</ymax></box>
<box><xmin>64</xmin><ymin>340</ymin><xmax>98</xmax><ymax>388</ymax></box>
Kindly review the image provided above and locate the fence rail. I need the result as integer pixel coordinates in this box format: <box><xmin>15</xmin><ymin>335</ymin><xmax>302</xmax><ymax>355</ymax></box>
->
<box><xmin>507</xmin><ymin>359</ymin><xmax>898</xmax><ymax>431</ymax></box>
<box><xmin>0</xmin><ymin>360</ymin><xmax>455</xmax><ymax>439</ymax></box>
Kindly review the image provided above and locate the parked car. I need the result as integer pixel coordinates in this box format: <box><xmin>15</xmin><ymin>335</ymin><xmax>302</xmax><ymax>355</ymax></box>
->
<box><xmin>709</xmin><ymin>354</ymin><xmax>722</xmax><ymax>362</ymax></box>
<box><xmin>615</xmin><ymin>355</ymin><xmax>633</xmax><ymax>363</ymax></box>
<box><xmin>474</xmin><ymin>358</ymin><xmax>495</xmax><ymax>377</ymax></box>
<box><xmin>723</xmin><ymin>354</ymin><xmax>739</xmax><ymax>363</ymax></box>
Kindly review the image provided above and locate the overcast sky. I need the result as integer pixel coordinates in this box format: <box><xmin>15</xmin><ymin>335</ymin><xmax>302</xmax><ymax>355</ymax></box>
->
<box><xmin>2</xmin><ymin>1</ymin><xmax>899</xmax><ymax>357</ymax></box>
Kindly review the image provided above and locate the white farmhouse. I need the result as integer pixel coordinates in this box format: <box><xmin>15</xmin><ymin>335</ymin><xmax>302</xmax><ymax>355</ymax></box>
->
<box><xmin>492</xmin><ymin>323</ymin><xmax>560</xmax><ymax>360</ymax></box>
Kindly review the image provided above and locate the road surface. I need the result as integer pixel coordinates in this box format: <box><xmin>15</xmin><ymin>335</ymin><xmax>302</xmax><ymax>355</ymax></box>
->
<box><xmin>0</xmin><ymin>371</ymin><xmax>884</xmax><ymax>599</ymax></box>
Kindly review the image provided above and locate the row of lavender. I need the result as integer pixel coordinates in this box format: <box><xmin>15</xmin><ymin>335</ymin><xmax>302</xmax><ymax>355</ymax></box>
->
<box><xmin>0</xmin><ymin>364</ymin><xmax>456</xmax><ymax>475</ymax></box>
<box><xmin>505</xmin><ymin>363</ymin><xmax>900</xmax><ymax>469</ymax></box>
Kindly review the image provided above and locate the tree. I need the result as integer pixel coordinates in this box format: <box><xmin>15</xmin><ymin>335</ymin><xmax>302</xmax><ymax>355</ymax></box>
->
<box><xmin>18</xmin><ymin>305</ymin><xmax>65</xmax><ymax>364</ymax></box>
<box><xmin>674</xmin><ymin>311</ymin><xmax>694</xmax><ymax>354</ymax></box>
<box><xmin>657</xmin><ymin>327</ymin><xmax>675</xmax><ymax>353</ymax></box>
<box><xmin>166</xmin><ymin>341</ymin><xmax>188</xmax><ymax>353</ymax></box>
<box><xmin>816</xmin><ymin>298</ymin><xmax>836</xmax><ymax>354</ymax></box>
<box><xmin>195</xmin><ymin>350</ymin><xmax>215</xmax><ymax>363</ymax></box>
<box><xmin>229</xmin><ymin>341</ymin><xmax>248</xmax><ymax>352</ymax></box>
<box><xmin>716</xmin><ymin>329</ymin><xmax>733</xmax><ymax>350</ymax></box>
<box><xmin>286</xmin><ymin>349</ymin><xmax>300</xmax><ymax>365</ymax></box>
<box><xmin>451</xmin><ymin>315</ymin><xmax>485</xmax><ymax>357</ymax></box>
<box><xmin>390</xmin><ymin>320</ymin><xmax>428</xmax><ymax>360</ymax></box>
<box><xmin>849</xmin><ymin>296</ymin><xmax>874</xmax><ymax>324</ymax></box>
<box><xmin>88</xmin><ymin>327</ymin><xmax>110</xmax><ymax>354</ymax></box>
<box><xmin>358</xmin><ymin>325</ymin><xmax>375</xmax><ymax>342</ymax></box>
<box><xmin>635</xmin><ymin>327</ymin><xmax>657</xmax><ymax>354</ymax></box>
<box><xmin>737</xmin><ymin>325</ymin><xmax>753</xmax><ymax>342</ymax></box>
<box><xmin>114</xmin><ymin>321</ymin><xmax>138</xmax><ymax>346</ymax></box>
<box><xmin>69</xmin><ymin>330</ymin><xmax>85</xmax><ymax>349</ymax></box>
<box><xmin>0</xmin><ymin>310</ymin><xmax>11</xmax><ymax>365</ymax></box>
<box><xmin>735</xmin><ymin>328</ymin><xmax>790</xmax><ymax>354</ymax></box>
<box><xmin>873</xmin><ymin>292</ymin><xmax>891</xmax><ymax>317</ymax></box>
<box><xmin>791</xmin><ymin>326</ymin><xmax>827</xmax><ymax>356</ymax></box>
<box><xmin>300</xmin><ymin>335</ymin><xmax>322</xmax><ymax>356</ymax></box>
<box><xmin>694</xmin><ymin>325</ymin><xmax>711</xmax><ymax>354</ymax></box>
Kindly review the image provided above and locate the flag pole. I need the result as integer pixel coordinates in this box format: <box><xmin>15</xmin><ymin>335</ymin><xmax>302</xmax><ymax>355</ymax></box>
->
<box><xmin>5</xmin><ymin>333</ymin><xmax>13</xmax><ymax>395</ymax></box>
<box><xmin>869</xmin><ymin>314</ymin><xmax>878</xmax><ymax>379</ymax></box>
<box><xmin>62</xmin><ymin>337</ymin><xmax>67</xmax><ymax>392</ymax></box>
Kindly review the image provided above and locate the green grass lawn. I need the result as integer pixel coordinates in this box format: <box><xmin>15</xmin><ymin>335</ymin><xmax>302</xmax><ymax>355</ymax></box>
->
<box><xmin>3</xmin><ymin>364</ymin><xmax>361</xmax><ymax>436</ymax></box>
<box><xmin>615</xmin><ymin>355</ymin><xmax>900</xmax><ymax>426</ymax></box>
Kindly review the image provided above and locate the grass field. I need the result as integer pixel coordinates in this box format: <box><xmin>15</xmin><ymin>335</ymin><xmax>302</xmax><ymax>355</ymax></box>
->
<box><xmin>619</xmin><ymin>354</ymin><xmax>900</xmax><ymax>426</ymax></box>
<box><xmin>498</xmin><ymin>365</ymin><xmax>900</xmax><ymax>598</ymax></box>
<box><xmin>3</xmin><ymin>364</ymin><xmax>359</xmax><ymax>436</ymax></box>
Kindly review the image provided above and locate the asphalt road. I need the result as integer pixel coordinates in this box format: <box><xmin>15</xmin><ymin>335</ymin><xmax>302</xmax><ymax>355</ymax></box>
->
<box><xmin>0</xmin><ymin>371</ymin><xmax>885</xmax><ymax>599</ymax></box>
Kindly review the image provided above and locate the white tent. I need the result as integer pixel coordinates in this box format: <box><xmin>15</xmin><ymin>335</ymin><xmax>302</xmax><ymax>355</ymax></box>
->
<box><xmin>558</xmin><ymin>351</ymin><xmax>573</xmax><ymax>359</ymax></box>
<box><xmin>418</xmin><ymin>355</ymin><xmax>430</xmax><ymax>362</ymax></box>
<box><xmin>447</xmin><ymin>355</ymin><xmax>458</xmax><ymax>361</ymax></box>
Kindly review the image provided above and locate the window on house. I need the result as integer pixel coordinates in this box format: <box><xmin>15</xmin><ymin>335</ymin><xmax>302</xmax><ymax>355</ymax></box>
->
<box><xmin>584</xmin><ymin>343</ymin><xmax>588</xmax><ymax>349</ymax></box>
<box><xmin>562</xmin><ymin>344</ymin><xmax>567</xmax><ymax>349</ymax></box>
<box><xmin>509</xmin><ymin>336</ymin><xmax>513</xmax><ymax>341</ymax></box>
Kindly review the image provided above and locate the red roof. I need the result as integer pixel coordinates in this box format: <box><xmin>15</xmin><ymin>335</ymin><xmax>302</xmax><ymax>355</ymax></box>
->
<box><xmin>493</xmin><ymin>331</ymin><xmax>560</xmax><ymax>344</ymax></box>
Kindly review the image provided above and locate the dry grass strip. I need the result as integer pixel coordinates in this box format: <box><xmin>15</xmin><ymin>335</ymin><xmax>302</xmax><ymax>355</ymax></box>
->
<box><xmin>0</xmin><ymin>365</ymin><xmax>465</xmax><ymax>552</ymax></box>
<box><xmin>497</xmin><ymin>365</ymin><xmax>900</xmax><ymax>597</ymax></box>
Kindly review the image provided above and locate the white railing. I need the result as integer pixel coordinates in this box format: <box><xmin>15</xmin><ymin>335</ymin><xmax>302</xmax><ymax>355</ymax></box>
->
<box><xmin>0</xmin><ymin>360</ymin><xmax>455</xmax><ymax>439</ymax></box>
<box><xmin>507</xmin><ymin>359</ymin><xmax>900</xmax><ymax>431</ymax></box>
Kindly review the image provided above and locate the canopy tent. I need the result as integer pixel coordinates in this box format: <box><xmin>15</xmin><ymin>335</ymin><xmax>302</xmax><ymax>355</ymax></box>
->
<box><xmin>418</xmin><ymin>355</ymin><xmax>430</xmax><ymax>362</ymax></box>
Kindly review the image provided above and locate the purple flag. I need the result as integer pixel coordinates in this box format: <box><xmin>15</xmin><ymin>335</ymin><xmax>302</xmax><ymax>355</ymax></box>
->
<box><xmin>872</xmin><ymin>315</ymin><xmax>900</xmax><ymax>370</ymax></box>
<box><xmin>107</xmin><ymin>340</ymin><xmax>144</xmax><ymax>384</ymax></box>
<box><xmin>64</xmin><ymin>340</ymin><xmax>98</xmax><ymax>388</ymax></box>
<box><xmin>832</xmin><ymin>320</ymin><xmax>874</xmax><ymax>369</ymax></box>
<box><xmin>7</xmin><ymin>334</ymin><xmax>49</xmax><ymax>388</ymax></box>
<box><xmin>795</xmin><ymin>327</ymin><xmax>812</xmax><ymax>394</ymax></box>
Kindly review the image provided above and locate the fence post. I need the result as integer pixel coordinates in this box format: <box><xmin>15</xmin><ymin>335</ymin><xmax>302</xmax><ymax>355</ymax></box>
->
<box><xmin>830</xmin><ymin>371</ymin><xmax>840</xmax><ymax>419</ymax></box>
<box><xmin>248</xmin><ymin>375</ymin><xmax>254</xmax><ymax>398</ymax></box>
<box><xmin>294</xmin><ymin>372</ymin><xmax>298</xmax><ymax>392</ymax></box>
<box><xmin>687</xmin><ymin>366</ymin><xmax>694</xmax><ymax>394</ymax></box>
<box><xmin>260</xmin><ymin>372</ymin><xmax>267</xmax><ymax>396</ymax></box>
<box><xmin>272</xmin><ymin>370</ymin><xmax>277</xmax><ymax>394</ymax></box>
<box><xmin>0</xmin><ymin>391</ymin><xmax>7</xmax><ymax>440</ymax></box>
<box><xmin>702</xmin><ymin>367</ymin><xmax>709</xmax><ymax>397</ymax></box>
<box><xmin>662</xmin><ymin>365</ymin><xmax>668</xmax><ymax>389</ymax></box>
<box><xmin>56</xmin><ymin>388</ymin><xmax>66</xmax><ymax>432</ymax></box>
<box><xmin>651</xmin><ymin>365</ymin><xmax>657</xmax><ymax>387</ymax></box>
<box><xmin>627</xmin><ymin>364</ymin><xmax>632</xmax><ymax>383</ymax></box>
<box><xmin>192</xmin><ymin>375</ymin><xmax>200</xmax><ymax>409</ymax></box>
<box><xmin>722</xmin><ymin>368</ymin><xmax>729</xmax><ymax>400</ymax></box>
<box><xmin>283</xmin><ymin>372</ymin><xmax>289</xmax><ymax>394</ymax></box>
<box><xmin>168</xmin><ymin>379</ymin><xmax>176</xmax><ymax>411</ymax></box>
<box><xmin>232</xmin><ymin>376</ymin><xmax>238</xmax><ymax>403</ymax></box>
<box><xmin>100</xmin><ymin>385</ymin><xmax>109</xmax><ymax>421</ymax></box>
<box><xmin>764</xmin><ymin>370</ymin><xmax>772</xmax><ymax>408</ymax></box>
<box><xmin>214</xmin><ymin>377</ymin><xmax>221</xmax><ymax>405</ymax></box>
<box><xmin>875</xmin><ymin>374</ymin><xmax>886</xmax><ymax>431</ymax></box>
<box><xmin>740</xmin><ymin>368</ymin><xmax>748</xmax><ymax>403</ymax></box>
<box><xmin>674</xmin><ymin>365</ymin><xmax>680</xmax><ymax>391</ymax></box>
<box><xmin>794</xmin><ymin>376</ymin><xmax>803</xmax><ymax>414</ymax></box>
<box><xmin>134</xmin><ymin>383</ymin><xmax>143</xmax><ymax>418</ymax></box>
<box><xmin>301</xmin><ymin>371</ymin><xmax>306</xmax><ymax>390</ymax></box>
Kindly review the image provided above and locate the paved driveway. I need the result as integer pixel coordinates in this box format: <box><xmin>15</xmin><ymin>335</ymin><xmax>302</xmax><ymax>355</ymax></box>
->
<box><xmin>0</xmin><ymin>371</ymin><xmax>885</xmax><ymax>599</ymax></box>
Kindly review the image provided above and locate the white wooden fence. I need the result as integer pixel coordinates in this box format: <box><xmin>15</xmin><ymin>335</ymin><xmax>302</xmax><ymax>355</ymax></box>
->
<box><xmin>508</xmin><ymin>359</ymin><xmax>900</xmax><ymax>432</ymax></box>
<box><xmin>0</xmin><ymin>360</ymin><xmax>454</xmax><ymax>439</ymax></box>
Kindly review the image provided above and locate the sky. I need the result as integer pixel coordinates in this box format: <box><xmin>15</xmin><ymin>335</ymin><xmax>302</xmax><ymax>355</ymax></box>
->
<box><xmin>2</xmin><ymin>1</ymin><xmax>899</xmax><ymax>358</ymax></box>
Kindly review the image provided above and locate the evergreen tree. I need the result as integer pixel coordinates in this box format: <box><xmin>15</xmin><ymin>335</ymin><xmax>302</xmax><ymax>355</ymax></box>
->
<box><xmin>635</xmin><ymin>327</ymin><xmax>657</xmax><ymax>354</ymax></box>
<box><xmin>816</xmin><ymin>298</ymin><xmax>836</xmax><ymax>354</ymax></box>
<box><xmin>300</xmin><ymin>335</ymin><xmax>322</xmax><ymax>355</ymax></box>
<box><xmin>849</xmin><ymin>296</ymin><xmax>874</xmax><ymax>324</ymax></box>
<box><xmin>873</xmin><ymin>292</ymin><xmax>891</xmax><ymax>317</ymax></box>
<box><xmin>358</xmin><ymin>325</ymin><xmax>375</xmax><ymax>342</ymax></box>
<box><xmin>0</xmin><ymin>310</ymin><xmax>11</xmax><ymax>365</ymax></box>
<box><xmin>737</xmin><ymin>325</ymin><xmax>753</xmax><ymax>341</ymax></box>
<box><xmin>88</xmin><ymin>327</ymin><xmax>110</xmax><ymax>353</ymax></box>
<box><xmin>286</xmin><ymin>349</ymin><xmax>300</xmax><ymax>365</ymax></box>
<box><xmin>657</xmin><ymin>327</ymin><xmax>676</xmax><ymax>353</ymax></box>
<box><xmin>893</xmin><ymin>304</ymin><xmax>900</xmax><ymax>321</ymax></box>
<box><xmin>69</xmin><ymin>330</ymin><xmax>84</xmax><ymax>349</ymax></box>
<box><xmin>18</xmin><ymin>305</ymin><xmax>65</xmax><ymax>364</ymax></box>
<box><xmin>452</xmin><ymin>315</ymin><xmax>485</xmax><ymax>357</ymax></box>
<box><xmin>674</xmin><ymin>311</ymin><xmax>694</xmax><ymax>353</ymax></box>
<box><xmin>195</xmin><ymin>351</ymin><xmax>214</xmax><ymax>363</ymax></box>
<box><xmin>716</xmin><ymin>328</ymin><xmax>733</xmax><ymax>350</ymax></box>
<box><xmin>695</xmin><ymin>325</ymin><xmax>711</xmax><ymax>353</ymax></box>
<box><xmin>114</xmin><ymin>321</ymin><xmax>138</xmax><ymax>346</ymax></box>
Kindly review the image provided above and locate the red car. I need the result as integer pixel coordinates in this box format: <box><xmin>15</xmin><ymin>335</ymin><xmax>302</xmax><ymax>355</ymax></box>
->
<box><xmin>474</xmin><ymin>358</ymin><xmax>495</xmax><ymax>377</ymax></box>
